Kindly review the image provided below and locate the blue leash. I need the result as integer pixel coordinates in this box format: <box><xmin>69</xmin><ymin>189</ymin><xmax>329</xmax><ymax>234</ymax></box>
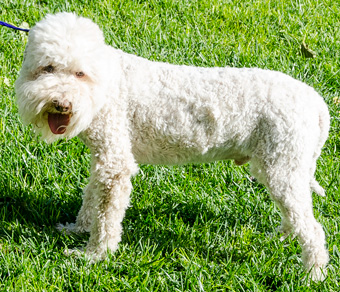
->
<box><xmin>0</xmin><ymin>21</ymin><xmax>29</xmax><ymax>32</ymax></box>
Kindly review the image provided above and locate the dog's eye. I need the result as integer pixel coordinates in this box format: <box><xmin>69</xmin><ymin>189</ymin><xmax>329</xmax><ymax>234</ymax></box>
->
<box><xmin>75</xmin><ymin>71</ymin><xmax>85</xmax><ymax>78</ymax></box>
<box><xmin>43</xmin><ymin>65</ymin><xmax>55</xmax><ymax>73</ymax></box>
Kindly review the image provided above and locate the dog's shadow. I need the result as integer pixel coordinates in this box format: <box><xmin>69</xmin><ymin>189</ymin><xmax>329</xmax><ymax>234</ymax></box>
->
<box><xmin>0</xmin><ymin>172</ymin><xmax>287</xmax><ymax>290</ymax></box>
<box><xmin>122</xmin><ymin>189</ymin><xmax>286</xmax><ymax>290</ymax></box>
<box><xmin>0</xmin><ymin>178</ymin><xmax>83</xmax><ymax>248</ymax></box>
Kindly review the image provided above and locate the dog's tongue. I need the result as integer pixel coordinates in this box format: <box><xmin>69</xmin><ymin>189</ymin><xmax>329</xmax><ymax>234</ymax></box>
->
<box><xmin>48</xmin><ymin>113</ymin><xmax>70</xmax><ymax>134</ymax></box>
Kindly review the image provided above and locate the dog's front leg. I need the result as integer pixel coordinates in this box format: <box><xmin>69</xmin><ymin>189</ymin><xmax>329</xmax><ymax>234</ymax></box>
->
<box><xmin>83</xmin><ymin>151</ymin><xmax>137</xmax><ymax>261</ymax></box>
<box><xmin>72</xmin><ymin>179</ymin><xmax>99</xmax><ymax>233</ymax></box>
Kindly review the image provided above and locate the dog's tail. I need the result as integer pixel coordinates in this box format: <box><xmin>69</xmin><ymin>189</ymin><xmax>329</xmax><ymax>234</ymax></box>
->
<box><xmin>310</xmin><ymin>96</ymin><xmax>330</xmax><ymax>197</ymax></box>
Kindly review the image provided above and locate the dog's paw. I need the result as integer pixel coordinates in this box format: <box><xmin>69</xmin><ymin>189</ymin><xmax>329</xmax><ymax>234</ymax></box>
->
<box><xmin>279</xmin><ymin>229</ymin><xmax>296</xmax><ymax>241</ymax></box>
<box><xmin>305</xmin><ymin>266</ymin><xmax>327</xmax><ymax>283</ymax></box>
<box><xmin>271</xmin><ymin>228</ymin><xmax>294</xmax><ymax>241</ymax></box>
<box><xmin>278</xmin><ymin>220</ymin><xmax>296</xmax><ymax>241</ymax></box>
<box><xmin>83</xmin><ymin>245</ymin><xmax>109</xmax><ymax>263</ymax></box>
<box><xmin>63</xmin><ymin>247</ymin><xmax>85</xmax><ymax>257</ymax></box>
<box><xmin>62</xmin><ymin>247</ymin><xmax>102</xmax><ymax>264</ymax></box>
<box><xmin>56</xmin><ymin>222</ymin><xmax>75</xmax><ymax>235</ymax></box>
<box><xmin>56</xmin><ymin>222</ymin><xmax>87</xmax><ymax>235</ymax></box>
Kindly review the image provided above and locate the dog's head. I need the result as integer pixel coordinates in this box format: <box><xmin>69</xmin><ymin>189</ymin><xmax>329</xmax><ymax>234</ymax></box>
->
<box><xmin>15</xmin><ymin>12</ymin><xmax>113</xmax><ymax>142</ymax></box>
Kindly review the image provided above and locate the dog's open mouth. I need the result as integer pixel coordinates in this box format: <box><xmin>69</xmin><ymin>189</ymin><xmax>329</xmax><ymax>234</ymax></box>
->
<box><xmin>48</xmin><ymin>113</ymin><xmax>71</xmax><ymax>134</ymax></box>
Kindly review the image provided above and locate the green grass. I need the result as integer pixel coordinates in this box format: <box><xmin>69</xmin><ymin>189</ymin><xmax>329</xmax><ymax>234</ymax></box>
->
<box><xmin>0</xmin><ymin>0</ymin><xmax>340</xmax><ymax>290</ymax></box>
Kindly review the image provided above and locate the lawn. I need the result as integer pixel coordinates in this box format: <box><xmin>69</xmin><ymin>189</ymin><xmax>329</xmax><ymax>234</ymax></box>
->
<box><xmin>0</xmin><ymin>0</ymin><xmax>339</xmax><ymax>291</ymax></box>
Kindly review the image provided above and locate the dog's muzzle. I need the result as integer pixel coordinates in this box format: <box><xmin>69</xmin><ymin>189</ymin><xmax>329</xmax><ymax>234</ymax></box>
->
<box><xmin>47</xmin><ymin>100</ymin><xmax>73</xmax><ymax>135</ymax></box>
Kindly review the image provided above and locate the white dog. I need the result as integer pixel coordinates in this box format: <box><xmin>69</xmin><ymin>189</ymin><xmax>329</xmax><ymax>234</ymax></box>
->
<box><xmin>15</xmin><ymin>12</ymin><xmax>330</xmax><ymax>281</ymax></box>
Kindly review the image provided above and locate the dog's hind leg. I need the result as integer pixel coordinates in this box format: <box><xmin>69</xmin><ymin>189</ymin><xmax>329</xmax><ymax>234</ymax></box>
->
<box><xmin>274</xmin><ymin>181</ymin><xmax>328</xmax><ymax>281</ymax></box>
<box><xmin>251</xmin><ymin>159</ymin><xmax>328</xmax><ymax>281</ymax></box>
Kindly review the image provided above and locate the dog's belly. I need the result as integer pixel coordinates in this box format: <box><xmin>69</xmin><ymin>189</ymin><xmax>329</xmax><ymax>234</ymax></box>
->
<box><xmin>132</xmin><ymin>140</ymin><xmax>250</xmax><ymax>165</ymax></box>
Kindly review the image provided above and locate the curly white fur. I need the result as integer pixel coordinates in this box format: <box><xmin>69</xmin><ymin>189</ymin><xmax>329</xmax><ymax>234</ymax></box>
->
<box><xmin>15</xmin><ymin>12</ymin><xmax>330</xmax><ymax>281</ymax></box>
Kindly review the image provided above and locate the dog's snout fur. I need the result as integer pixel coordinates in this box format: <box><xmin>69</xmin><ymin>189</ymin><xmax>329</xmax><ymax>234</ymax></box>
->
<box><xmin>52</xmin><ymin>100</ymin><xmax>72</xmax><ymax>113</ymax></box>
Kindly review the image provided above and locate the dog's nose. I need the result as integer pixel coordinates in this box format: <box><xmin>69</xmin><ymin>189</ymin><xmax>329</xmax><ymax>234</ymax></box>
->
<box><xmin>52</xmin><ymin>100</ymin><xmax>72</xmax><ymax>112</ymax></box>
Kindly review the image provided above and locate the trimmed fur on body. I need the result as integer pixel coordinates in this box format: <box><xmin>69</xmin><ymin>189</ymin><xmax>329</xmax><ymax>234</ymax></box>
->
<box><xmin>15</xmin><ymin>12</ymin><xmax>330</xmax><ymax>281</ymax></box>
